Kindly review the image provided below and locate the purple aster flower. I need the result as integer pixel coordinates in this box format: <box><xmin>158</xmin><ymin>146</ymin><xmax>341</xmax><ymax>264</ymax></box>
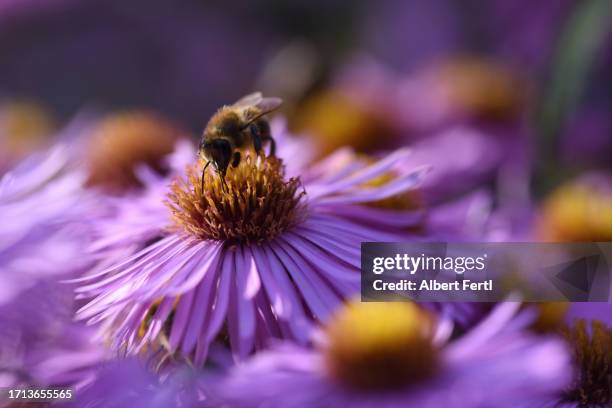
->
<box><xmin>296</xmin><ymin>58</ymin><xmax>527</xmax><ymax>215</ymax></box>
<box><xmin>56</xmin><ymin>358</ymin><xmax>210</xmax><ymax>408</ymax></box>
<box><xmin>555</xmin><ymin>319</ymin><xmax>611</xmax><ymax>407</ymax></box>
<box><xmin>76</xmin><ymin>110</ymin><xmax>189</xmax><ymax>194</ymax></box>
<box><xmin>295</xmin><ymin>124</ymin><xmax>496</xmax><ymax>232</ymax></box>
<box><xmin>329</xmin><ymin>56</ymin><xmax>524</xmax><ymax>138</ymax></box>
<box><xmin>512</xmin><ymin>302</ymin><xmax>611</xmax><ymax>407</ymax></box>
<box><xmin>84</xmin><ymin>140</ymin><xmax>195</xmax><ymax>268</ymax></box>
<box><xmin>0</xmin><ymin>108</ymin><xmax>194</xmax><ymax>303</ymax></box>
<box><xmin>0</xmin><ymin>279</ymin><xmax>107</xmax><ymax>390</ymax></box>
<box><xmin>400</xmin><ymin>126</ymin><xmax>503</xmax><ymax>204</ymax></box>
<box><xmin>214</xmin><ymin>301</ymin><xmax>571</xmax><ymax>407</ymax></box>
<box><xmin>526</xmin><ymin>318</ymin><xmax>612</xmax><ymax>408</ymax></box>
<box><xmin>304</xmin><ymin>145</ymin><xmax>495</xmax><ymax>330</ymax></box>
<box><xmin>0</xmin><ymin>144</ymin><xmax>101</xmax><ymax>304</ymax></box>
<box><xmin>0</xmin><ymin>145</ymin><xmax>108</xmax><ymax>388</ymax></box>
<box><xmin>76</xmin><ymin>140</ymin><xmax>428</xmax><ymax>365</ymax></box>
<box><xmin>85</xmin><ymin>118</ymin><xmax>313</xmax><ymax>271</ymax></box>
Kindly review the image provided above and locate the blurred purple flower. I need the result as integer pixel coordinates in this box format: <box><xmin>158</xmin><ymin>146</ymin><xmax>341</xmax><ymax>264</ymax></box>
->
<box><xmin>0</xmin><ymin>144</ymin><xmax>101</xmax><ymax>304</ymax></box>
<box><xmin>0</xmin><ymin>280</ymin><xmax>107</xmax><ymax>389</ymax></box>
<box><xmin>325</xmin><ymin>56</ymin><xmax>523</xmax><ymax>141</ymax></box>
<box><xmin>84</xmin><ymin>140</ymin><xmax>195</xmax><ymax>270</ymax></box>
<box><xmin>56</xmin><ymin>358</ymin><xmax>209</xmax><ymax>408</ymax></box>
<box><xmin>324</xmin><ymin>57</ymin><xmax>530</xmax><ymax>215</ymax></box>
<box><xmin>75</xmin><ymin>137</ymin><xmax>429</xmax><ymax>365</ymax></box>
<box><xmin>519</xmin><ymin>302</ymin><xmax>612</xmax><ymax>406</ymax></box>
<box><xmin>533</xmin><ymin>318</ymin><xmax>612</xmax><ymax>408</ymax></box>
<box><xmin>215</xmin><ymin>301</ymin><xmax>571</xmax><ymax>408</ymax></box>
<box><xmin>401</xmin><ymin>126</ymin><xmax>503</xmax><ymax>203</ymax></box>
<box><xmin>0</xmin><ymin>129</ymin><xmax>111</xmax><ymax>390</ymax></box>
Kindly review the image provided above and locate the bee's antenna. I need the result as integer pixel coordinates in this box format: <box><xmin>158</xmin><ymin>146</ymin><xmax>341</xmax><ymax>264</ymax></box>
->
<box><xmin>201</xmin><ymin>161</ymin><xmax>211</xmax><ymax>193</ymax></box>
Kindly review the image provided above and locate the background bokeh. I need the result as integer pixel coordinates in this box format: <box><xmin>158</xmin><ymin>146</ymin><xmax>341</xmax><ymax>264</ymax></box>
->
<box><xmin>1</xmin><ymin>1</ymin><xmax>612</xmax><ymax>239</ymax></box>
<box><xmin>0</xmin><ymin>2</ymin><xmax>607</xmax><ymax>126</ymax></box>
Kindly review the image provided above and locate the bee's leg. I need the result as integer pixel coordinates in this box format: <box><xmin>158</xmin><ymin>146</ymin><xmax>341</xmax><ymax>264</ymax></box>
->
<box><xmin>232</xmin><ymin>152</ymin><xmax>241</xmax><ymax>167</ymax></box>
<box><xmin>250</xmin><ymin>123</ymin><xmax>263</xmax><ymax>156</ymax></box>
<box><xmin>262</xmin><ymin>135</ymin><xmax>276</xmax><ymax>157</ymax></box>
<box><xmin>256</xmin><ymin>120</ymin><xmax>275</xmax><ymax>156</ymax></box>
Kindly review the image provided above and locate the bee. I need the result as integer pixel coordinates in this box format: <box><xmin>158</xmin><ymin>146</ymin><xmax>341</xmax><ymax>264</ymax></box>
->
<box><xmin>198</xmin><ymin>92</ymin><xmax>282</xmax><ymax>191</ymax></box>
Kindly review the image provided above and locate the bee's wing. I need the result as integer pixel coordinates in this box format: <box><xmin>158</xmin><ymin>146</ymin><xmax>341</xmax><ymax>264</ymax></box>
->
<box><xmin>254</xmin><ymin>96</ymin><xmax>283</xmax><ymax>114</ymax></box>
<box><xmin>233</xmin><ymin>92</ymin><xmax>263</xmax><ymax>107</ymax></box>
<box><xmin>235</xmin><ymin>94</ymin><xmax>283</xmax><ymax>125</ymax></box>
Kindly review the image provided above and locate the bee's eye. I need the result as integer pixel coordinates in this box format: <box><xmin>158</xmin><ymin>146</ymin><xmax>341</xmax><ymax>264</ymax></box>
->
<box><xmin>211</xmin><ymin>139</ymin><xmax>230</xmax><ymax>152</ymax></box>
<box><xmin>210</xmin><ymin>139</ymin><xmax>232</xmax><ymax>167</ymax></box>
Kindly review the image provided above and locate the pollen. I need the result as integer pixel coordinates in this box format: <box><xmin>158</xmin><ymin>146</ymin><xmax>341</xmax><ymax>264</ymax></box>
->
<box><xmin>323</xmin><ymin>301</ymin><xmax>438</xmax><ymax>391</ymax></box>
<box><xmin>167</xmin><ymin>155</ymin><xmax>305</xmax><ymax>244</ymax></box>
<box><xmin>86</xmin><ymin>111</ymin><xmax>185</xmax><ymax>192</ymax></box>
<box><xmin>562</xmin><ymin>319</ymin><xmax>612</xmax><ymax>406</ymax></box>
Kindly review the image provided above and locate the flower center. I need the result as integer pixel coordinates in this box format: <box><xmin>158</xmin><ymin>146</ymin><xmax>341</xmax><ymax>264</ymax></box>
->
<box><xmin>562</xmin><ymin>320</ymin><xmax>612</xmax><ymax>406</ymax></box>
<box><xmin>1</xmin><ymin>102</ymin><xmax>55</xmax><ymax>154</ymax></box>
<box><xmin>167</xmin><ymin>155</ymin><xmax>305</xmax><ymax>244</ymax></box>
<box><xmin>529</xmin><ymin>302</ymin><xmax>569</xmax><ymax>334</ymax></box>
<box><xmin>324</xmin><ymin>301</ymin><xmax>438</xmax><ymax>391</ymax></box>
<box><xmin>539</xmin><ymin>178</ymin><xmax>612</xmax><ymax>241</ymax></box>
<box><xmin>436</xmin><ymin>58</ymin><xmax>521</xmax><ymax>119</ymax></box>
<box><xmin>360</xmin><ymin>163</ymin><xmax>423</xmax><ymax>211</ymax></box>
<box><xmin>86</xmin><ymin>111</ymin><xmax>184</xmax><ymax>192</ymax></box>
<box><xmin>293</xmin><ymin>91</ymin><xmax>397</xmax><ymax>155</ymax></box>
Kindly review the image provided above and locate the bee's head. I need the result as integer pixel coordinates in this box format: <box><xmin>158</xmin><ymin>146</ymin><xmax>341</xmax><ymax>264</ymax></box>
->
<box><xmin>200</xmin><ymin>138</ymin><xmax>232</xmax><ymax>173</ymax></box>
